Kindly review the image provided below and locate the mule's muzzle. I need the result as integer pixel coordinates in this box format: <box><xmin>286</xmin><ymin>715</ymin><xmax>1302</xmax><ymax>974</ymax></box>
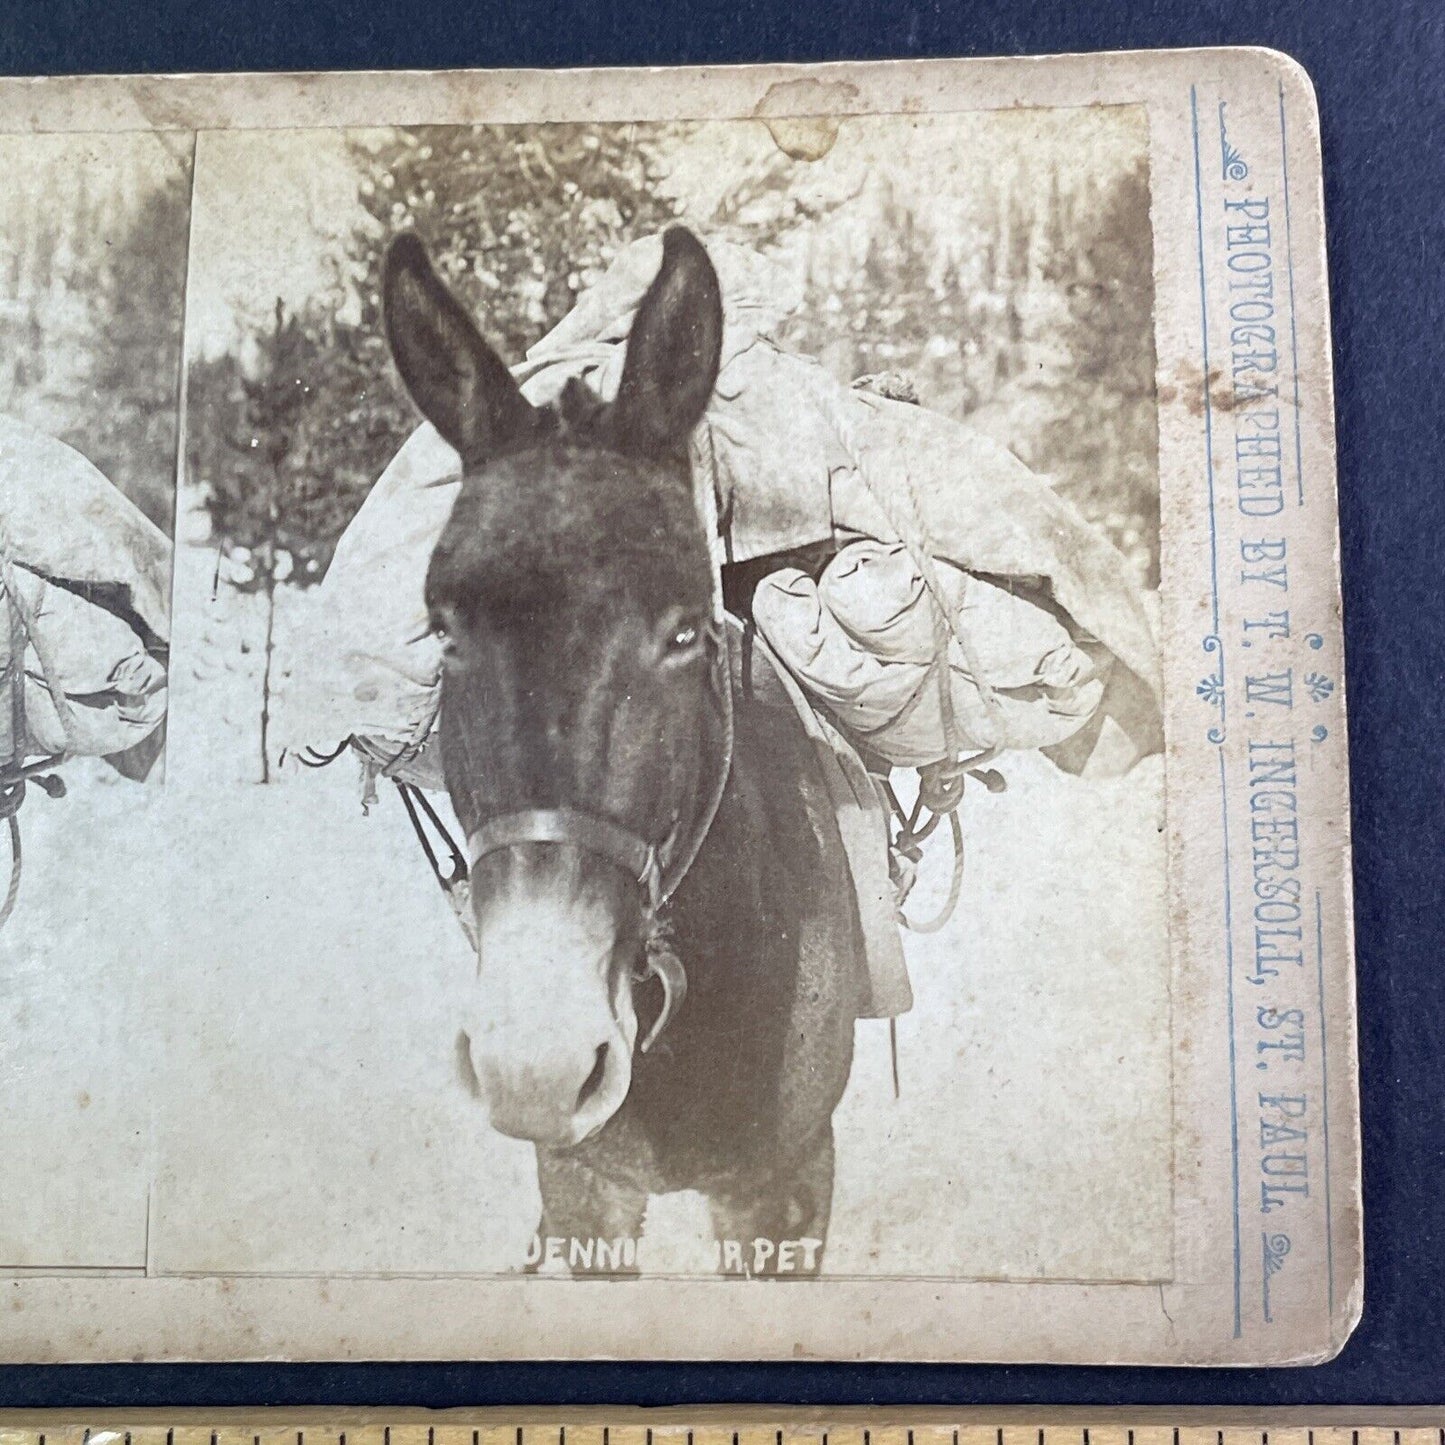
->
<box><xmin>469</xmin><ymin>1019</ymin><xmax>631</xmax><ymax>1147</ymax></box>
<box><xmin>464</xmin><ymin>844</ymin><xmax>639</xmax><ymax>1147</ymax></box>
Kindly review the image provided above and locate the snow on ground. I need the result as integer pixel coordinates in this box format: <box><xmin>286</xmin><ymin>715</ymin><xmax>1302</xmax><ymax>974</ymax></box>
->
<box><xmin>1</xmin><ymin>505</ymin><xmax>1170</xmax><ymax>1281</ymax></box>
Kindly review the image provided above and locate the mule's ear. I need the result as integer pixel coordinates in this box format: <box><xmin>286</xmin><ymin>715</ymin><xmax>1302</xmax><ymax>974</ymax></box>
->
<box><xmin>383</xmin><ymin>232</ymin><xmax>538</xmax><ymax>466</ymax></box>
<box><xmin>613</xmin><ymin>228</ymin><xmax>723</xmax><ymax>456</ymax></box>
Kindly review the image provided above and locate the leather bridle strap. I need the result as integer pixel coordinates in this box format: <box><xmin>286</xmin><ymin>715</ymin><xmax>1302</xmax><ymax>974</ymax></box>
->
<box><xmin>465</xmin><ymin>804</ymin><xmax>684</xmax><ymax>1054</ymax></box>
<box><xmin>451</xmin><ymin>625</ymin><xmax>734</xmax><ymax>1054</ymax></box>
<box><xmin>467</xmin><ymin>806</ymin><xmax>665</xmax><ymax>912</ymax></box>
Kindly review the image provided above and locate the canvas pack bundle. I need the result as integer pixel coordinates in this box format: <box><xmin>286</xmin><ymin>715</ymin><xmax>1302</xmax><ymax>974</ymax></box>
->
<box><xmin>752</xmin><ymin>539</ymin><xmax>1115</xmax><ymax>769</ymax></box>
<box><xmin>0</xmin><ymin>416</ymin><xmax>171</xmax><ymax>775</ymax></box>
<box><xmin>283</xmin><ymin>234</ymin><xmax>1162</xmax><ymax>793</ymax></box>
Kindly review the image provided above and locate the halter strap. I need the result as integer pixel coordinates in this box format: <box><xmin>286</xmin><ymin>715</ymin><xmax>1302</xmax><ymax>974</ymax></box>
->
<box><xmin>467</xmin><ymin>806</ymin><xmax>663</xmax><ymax>911</ymax></box>
<box><xmin>461</xmin><ymin>617</ymin><xmax>734</xmax><ymax>917</ymax></box>
<box><xmin>408</xmin><ymin>622</ymin><xmax>735</xmax><ymax>1054</ymax></box>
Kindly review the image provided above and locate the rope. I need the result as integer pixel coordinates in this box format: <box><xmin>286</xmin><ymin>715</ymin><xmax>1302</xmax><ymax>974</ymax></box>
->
<box><xmin>815</xmin><ymin>376</ymin><xmax>1019</xmax><ymax>942</ymax></box>
<box><xmin>1</xmin><ymin>557</ymin><xmax>27</xmax><ymax>929</ymax></box>
<box><xmin>0</xmin><ymin>814</ymin><xmax>19</xmax><ymax>930</ymax></box>
<box><xmin>823</xmin><ymin>377</ymin><xmax>1011</xmax><ymax>758</ymax></box>
<box><xmin>900</xmin><ymin>812</ymin><xmax>965</xmax><ymax>935</ymax></box>
<box><xmin>0</xmin><ymin>548</ymin><xmax>84</xmax><ymax>758</ymax></box>
<box><xmin>294</xmin><ymin>737</ymin><xmax>354</xmax><ymax>768</ymax></box>
<box><xmin>882</xmin><ymin>776</ymin><xmax>967</xmax><ymax>935</ymax></box>
<box><xmin>395</xmin><ymin>779</ymin><xmax>468</xmax><ymax>891</ymax></box>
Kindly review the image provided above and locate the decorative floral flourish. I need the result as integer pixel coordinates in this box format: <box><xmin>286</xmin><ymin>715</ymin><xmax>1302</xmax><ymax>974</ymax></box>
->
<box><xmin>1304</xmin><ymin>671</ymin><xmax>1335</xmax><ymax>703</ymax></box>
<box><xmin>1220</xmin><ymin>102</ymin><xmax>1249</xmax><ymax>181</ymax></box>
<box><xmin>1202</xmin><ymin>634</ymin><xmax>1226</xmax><ymax>743</ymax></box>
<box><xmin>1262</xmin><ymin>1231</ymin><xmax>1292</xmax><ymax>1323</ymax></box>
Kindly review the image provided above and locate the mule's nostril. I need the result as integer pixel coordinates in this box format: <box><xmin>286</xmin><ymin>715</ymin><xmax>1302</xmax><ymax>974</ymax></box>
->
<box><xmin>577</xmin><ymin>1043</ymin><xmax>609</xmax><ymax>1110</ymax></box>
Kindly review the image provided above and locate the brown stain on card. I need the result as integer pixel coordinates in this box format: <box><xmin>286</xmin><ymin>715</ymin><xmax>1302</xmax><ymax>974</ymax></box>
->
<box><xmin>1160</xmin><ymin>359</ymin><xmax>1300</xmax><ymax>418</ymax></box>
<box><xmin>1159</xmin><ymin>361</ymin><xmax>1241</xmax><ymax>417</ymax></box>
<box><xmin>753</xmin><ymin>78</ymin><xmax>859</xmax><ymax>160</ymax></box>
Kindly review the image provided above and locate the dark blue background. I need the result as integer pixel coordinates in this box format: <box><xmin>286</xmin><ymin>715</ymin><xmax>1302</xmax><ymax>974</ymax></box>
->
<box><xmin>1</xmin><ymin>0</ymin><xmax>1442</xmax><ymax>1410</ymax></box>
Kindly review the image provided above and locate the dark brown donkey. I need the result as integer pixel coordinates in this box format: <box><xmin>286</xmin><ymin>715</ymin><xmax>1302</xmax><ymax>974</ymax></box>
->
<box><xmin>383</xmin><ymin>226</ymin><xmax>863</xmax><ymax>1275</ymax></box>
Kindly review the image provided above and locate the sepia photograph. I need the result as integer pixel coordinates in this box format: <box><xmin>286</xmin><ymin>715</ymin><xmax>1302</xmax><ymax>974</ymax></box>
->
<box><xmin>0</xmin><ymin>129</ymin><xmax>189</xmax><ymax>1268</ymax></box>
<box><xmin>156</xmin><ymin>107</ymin><xmax>1170</xmax><ymax>1282</ymax></box>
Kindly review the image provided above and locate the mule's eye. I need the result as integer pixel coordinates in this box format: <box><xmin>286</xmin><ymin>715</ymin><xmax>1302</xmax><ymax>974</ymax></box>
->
<box><xmin>659</xmin><ymin>615</ymin><xmax>703</xmax><ymax>663</ymax></box>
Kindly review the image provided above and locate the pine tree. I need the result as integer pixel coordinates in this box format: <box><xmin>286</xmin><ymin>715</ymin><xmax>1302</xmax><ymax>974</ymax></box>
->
<box><xmin>281</xmin><ymin>122</ymin><xmax>695</xmax><ymax>569</ymax></box>
<box><xmin>190</xmin><ymin>122</ymin><xmax>700</xmax><ymax>783</ymax></box>
<box><xmin>82</xmin><ymin>162</ymin><xmax>193</xmax><ymax>531</ymax></box>
<box><xmin>347</xmin><ymin>124</ymin><xmax>686</xmax><ymax>367</ymax></box>
<box><xmin>708</xmin><ymin>144</ymin><xmax>852</xmax><ymax>252</ymax></box>
<box><xmin>1046</xmin><ymin>158</ymin><xmax>1159</xmax><ymax>584</ymax></box>
<box><xmin>192</xmin><ymin>300</ymin><xmax>358</xmax><ymax>780</ymax></box>
<box><xmin>1005</xmin><ymin>183</ymin><xmax>1033</xmax><ymax>288</ymax></box>
<box><xmin>791</xmin><ymin>178</ymin><xmax>946</xmax><ymax>400</ymax></box>
<box><xmin>1037</xmin><ymin>165</ymin><xmax>1073</xmax><ymax>285</ymax></box>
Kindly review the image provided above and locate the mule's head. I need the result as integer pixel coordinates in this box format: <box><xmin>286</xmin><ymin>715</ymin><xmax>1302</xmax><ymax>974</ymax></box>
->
<box><xmin>384</xmin><ymin>228</ymin><xmax>724</xmax><ymax>1148</ymax></box>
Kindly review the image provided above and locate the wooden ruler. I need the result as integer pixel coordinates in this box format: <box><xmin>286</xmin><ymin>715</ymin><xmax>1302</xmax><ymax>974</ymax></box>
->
<box><xmin>0</xmin><ymin>1412</ymin><xmax>1443</xmax><ymax>1445</ymax></box>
